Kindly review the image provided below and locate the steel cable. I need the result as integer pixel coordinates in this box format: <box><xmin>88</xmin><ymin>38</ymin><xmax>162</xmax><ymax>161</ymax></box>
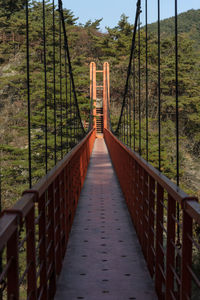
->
<box><xmin>64</xmin><ymin>51</ymin><xmax>69</xmax><ymax>152</ymax></box>
<box><xmin>59</xmin><ymin>10</ymin><xmax>63</xmax><ymax>158</ymax></box>
<box><xmin>58</xmin><ymin>0</ymin><xmax>85</xmax><ymax>135</ymax></box>
<box><xmin>115</xmin><ymin>0</ymin><xmax>141</xmax><ymax>135</ymax></box>
<box><xmin>26</xmin><ymin>0</ymin><xmax>32</xmax><ymax>187</ymax></box>
<box><xmin>43</xmin><ymin>0</ymin><xmax>48</xmax><ymax>174</ymax></box>
<box><xmin>158</xmin><ymin>0</ymin><xmax>161</xmax><ymax>171</ymax></box>
<box><xmin>175</xmin><ymin>0</ymin><xmax>180</xmax><ymax>245</ymax></box>
<box><xmin>138</xmin><ymin>14</ymin><xmax>141</xmax><ymax>155</ymax></box>
<box><xmin>145</xmin><ymin>0</ymin><xmax>149</xmax><ymax>162</ymax></box>
<box><xmin>53</xmin><ymin>0</ymin><xmax>57</xmax><ymax>165</ymax></box>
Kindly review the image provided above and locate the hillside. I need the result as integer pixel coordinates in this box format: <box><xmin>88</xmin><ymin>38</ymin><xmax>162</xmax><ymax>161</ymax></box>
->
<box><xmin>0</xmin><ymin>2</ymin><xmax>200</xmax><ymax>207</ymax></box>
<box><xmin>148</xmin><ymin>9</ymin><xmax>200</xmax><ymax>50</ymax></box>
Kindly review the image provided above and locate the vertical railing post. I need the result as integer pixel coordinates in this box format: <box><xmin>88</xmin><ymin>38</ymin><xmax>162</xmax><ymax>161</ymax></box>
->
<box><xmin>66</xmin><ymin>162</ymin><xmax>71</xmax><ymax>234</ymax></box>
<box><xmin>138</xmin><ymin>165</ymin><xmax>144</xmax><ymax>245</ymax></box>
<box><xmin>180</xmin><ymin>210</ymin><xmax>192</xmax><ymax>300</ymax></box>
<box><xmin>55</xmin><ymin>175</ymin><xmax>62</xmax><ymax>275</ymax></box>
<box><xmin>47</xmin><ymin>183</ymin><xmax>56</xmax><ymax>299</ymax></box>
<box><xmin>155</xmin><ymin>184</ymin><xmax>164</xmax><ymax>299</ymax></box>
<box><xmin>7</xmin><ymin>226</ymin><xmax>19</xmax><ymax>299</ymax></box>
<box><xmin>129</xmin><ymin>156</ymin><xmax>135</xmax><ymax>222</ymax></box>
<box><xmin>147</xmin><ymin>176</ymin><xmax>155</xmax><ymax>277</ymax></box>
<box><xmin>38</xmin><ymin>194</ymin><xmax>47</xmax><ymax>299</ymax></box>
<box><xmin>26</xmin><ymin>206</ymin><xmax>37</xmax><ymax>299</ymax></box>
<box><xmin>59</xmin><ymin>170</ymin><xmax>66</xmax><ymax>257</ymax></box>
<box><xmin>142</xmin><ymin>170</ymin><xmax>148</xmax><ymax>260</ymax></box>
<box><xmin>63</xmin><ymin>167</ymin><xmax>68</xmax><ymax>247</ymax></box>
<box><xmin>134</xmin><ymin>161</ymin><xmax>139</xmax><ymax>234</ymax></box>
<box><xmin>166</xmin><ymin>195</ymin><xmax>176</xmax><ymax>299</ymax></box>
<box><xmin>65</xmin><ymin>164</ymin><xmax>70</xmax><ymax>240</ymax></box>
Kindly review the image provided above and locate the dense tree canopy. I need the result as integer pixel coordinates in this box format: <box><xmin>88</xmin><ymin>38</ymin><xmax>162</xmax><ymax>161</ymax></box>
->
<box><xmin>0</xmin><ymin>1</ymin><xmax>200</xmax><ymax>206</ymax></box>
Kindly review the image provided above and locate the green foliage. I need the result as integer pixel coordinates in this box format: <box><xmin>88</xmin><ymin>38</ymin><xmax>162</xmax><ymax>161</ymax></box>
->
<box><xmin>0</xmin><ymin>2</ymin><xmax>200</xmax><ymax>207</ymax></box>
<box><xmin>0</xmin><ymin>0</ymin><xmax>26</xmax><ymax>19</ymax></box>
<box><xmin>149</xmin><ymin>9</ymin><xmax>200</xmax><ymax>49</ymax></box>
<box><xmin>84</xmin><ymin>18</ymin><xmax>103</xmax><ymax>30</ymax></box>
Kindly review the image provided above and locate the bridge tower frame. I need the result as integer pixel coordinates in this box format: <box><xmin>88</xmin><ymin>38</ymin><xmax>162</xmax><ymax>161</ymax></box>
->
<box><xmin>90</xmin><ymin>62</ymin><xmax>110</xmax><ymax>136</ymax></box>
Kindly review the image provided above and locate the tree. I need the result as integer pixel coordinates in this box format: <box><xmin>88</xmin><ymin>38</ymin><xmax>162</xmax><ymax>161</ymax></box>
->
<box><xmin>0</xmin><ymin>0</ymin><xmax>26</xmax><ymax>19</ymax></box>
<box><xmin>84</xmin><ymin>18</ymin><xmax>103</xmax><ymax>31</ymax></box>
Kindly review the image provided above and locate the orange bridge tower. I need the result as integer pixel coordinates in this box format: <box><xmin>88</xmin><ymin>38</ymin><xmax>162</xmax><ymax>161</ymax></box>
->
<box><xmin>90</xmin><ymin>62</ymin><xmax>110</xmax><ymax>137</ymax></box>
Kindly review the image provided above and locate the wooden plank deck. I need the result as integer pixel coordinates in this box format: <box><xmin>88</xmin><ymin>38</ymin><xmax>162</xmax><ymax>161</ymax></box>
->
<box><xmin>55</xmin><ymin>138</ymin><xmax>157</xmax><ymax>300</ymax></box>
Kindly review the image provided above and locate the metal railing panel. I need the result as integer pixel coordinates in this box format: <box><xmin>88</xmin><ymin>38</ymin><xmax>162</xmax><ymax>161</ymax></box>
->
<box><xmin>0</xmin><ymin>129</ymin><xmax>96</xmax><ymax>299</ymax></box>
<box><xmin>104</xmin><ymin>128</ymin><xmax>199</xmax><ymax>300</ymax></box>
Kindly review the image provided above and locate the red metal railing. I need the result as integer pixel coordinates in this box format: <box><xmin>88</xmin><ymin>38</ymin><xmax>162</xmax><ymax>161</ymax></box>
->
<box><xmin>0</xmin><ymin>128</ymin><xmax>96</xmax><ymax>300</ymax></box>
<box><xmin>104</xmin><ymin>128</ymin><xmax>200</xmax><ymax>300</ymax></box>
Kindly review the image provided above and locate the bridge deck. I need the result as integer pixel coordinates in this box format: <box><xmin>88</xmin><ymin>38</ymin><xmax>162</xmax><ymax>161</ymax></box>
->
<box><xmin>55</xmin><ymin>138</ymin><xmax>157</xmax><ymax>300</ymax></box>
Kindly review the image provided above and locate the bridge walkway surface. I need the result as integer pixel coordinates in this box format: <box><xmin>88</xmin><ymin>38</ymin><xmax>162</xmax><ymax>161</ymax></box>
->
<box><xmin>55</xmin><ymin>138</ymin><xmax>157</xmax><ymax>300</ymax></box>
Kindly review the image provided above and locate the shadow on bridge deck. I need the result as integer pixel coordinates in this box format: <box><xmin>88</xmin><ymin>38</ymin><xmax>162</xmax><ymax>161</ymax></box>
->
<box><xmin>55</xmin><ymin>138</ymin><xmax>157</xmax><ymax>300</ymax></box>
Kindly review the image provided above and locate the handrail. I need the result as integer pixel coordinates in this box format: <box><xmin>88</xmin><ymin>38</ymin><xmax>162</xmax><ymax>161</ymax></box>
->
<box><xmin>104</xmin><ymin>128</ymin><xmax>199</xmax><ymax>300</ymax></box>
<box><xmin>0</xmin><ymin>129</ymin><xmax>96</xmax><ymax>299</ymax></box>
<box><xmin>105</xmin><ymin>129</ymin><xmax>197</xmax><ymax>207</ymax></box>
<box><xmin>29</xmin><ymin>129</ymin><xmax>96</xmax><ymax>198</ymax></box>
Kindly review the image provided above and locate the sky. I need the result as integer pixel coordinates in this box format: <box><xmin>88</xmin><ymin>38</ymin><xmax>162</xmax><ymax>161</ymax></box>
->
<box><xmin>62</xmin><ymin>0</ymin><xmax>200</xmax><ymax>32</ymax></box>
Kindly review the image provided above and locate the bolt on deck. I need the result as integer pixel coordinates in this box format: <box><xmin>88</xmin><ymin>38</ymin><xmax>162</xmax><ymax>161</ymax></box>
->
<box><xmin>55</xmin><ymin>138</ymin><xmax>157</xmax><ymax>300</ymax></box>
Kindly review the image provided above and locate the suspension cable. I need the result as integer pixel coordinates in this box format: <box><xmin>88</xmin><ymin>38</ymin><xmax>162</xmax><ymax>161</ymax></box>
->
<box><xmin>73</xmin><ymin>94</ymin><xmax>76</xmax><ymax>145</ymax></box>
<box><xmin>133</xmin><ymin>57</ymin><xmax>136</xmax><ymax>151</ymax></box>
<box><xmin>129</xmin><ymin>89</ymin><xmax>131</xmax><ymax>148</ymax></box>
<box><xmin>145</xmin><ymin>0</ymin><xmax>149</xmax><ymax>162</ymax></box>
<box><xmin>158</xmin><ymin>0</ymin><xmax>161</xmax><ymax>171</ymax></box>
<box><xmin>175</xmin><ymin>0</ymin><xmax>179</xmax><ymax>187</ymax></box>
<box><xmin>59</xmin><ymin>10</ymin><xmax>63</xmax><ymax>159</ymax></box>
<box><xmin>115</xmin><ymin>0</ymin><xmax>141</xmax><ymax>134</ymax></box>
<box><xmin>26</xmin><ymin>0</ymin><xmax>32</xmax><ymax>187</ymax></box>
<box><xmin>58</xmin><ymin>0</ymin><xmax>85</xmax><ymax>134</ymax></box>
<box><xmin>64</xmin><ymin>51</ymin><xmax>69</xmax><ymax>151</ymax></box>
<box><xmin>53</xmin><ymin>0</ymin><xmax>57</xmax><ymax>165</ymax></box>
<box><xmin>70</xmin><ymin>76</ymin><xmax>72</xmax><ymax>146</ymax></box>
<box><xmin>126</xmin><ymin>99</ymin><xmax>128</xmax><ymax>145</ymax></box>
<box><xmin>138</xmin><ymin>14</ymin><xmax>141</xmax><ymax>155</ymax></box>
<box><xmin>43</xmin><ymin>0</ymin><xmax>48</xmax><ymax>174</ymax></box>
<box><xmin>175</xmin><ymin>0</ymin><xmax>180</xmax><ymax>244</ymax></box>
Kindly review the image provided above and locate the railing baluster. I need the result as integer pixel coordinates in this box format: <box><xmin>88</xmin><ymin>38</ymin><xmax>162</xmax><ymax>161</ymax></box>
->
<box><xmin>155</xmin><ymin>183</ymin><xmax>164</xmax><ymax>299</ymax></box>
<box><xmin>55</xmin><ymin>176</ymin><xmax>62</xmax><ymax>275</ymax></box>
<box><xmin>135</xmin><ymin>161</ymin><xmax>140</xmax><ymax>235</ymax></box>
<box><xmin>142</xmin><ymin>170</ymin><xmax>149</xmax><ymax>260</ymax></box>
<box><xmin>130</xmin><ymin>156</ymin><xmax>136</xmax><ymax>221</ymax></box>
<box><xmin>60</xmin><ymin>170</ymin><xmax>66</xmax><ymax>257</ymax></box>
<box><xmin>166</xmin><ymin>195</ymin><xmax>176</xmax><ymax>299</ymax></box>
<box><xmin>26</xmin><ymin>206</ymin><xmax>37</xmax><ymax>299</ymax></box>
<box><xmin>138</xmin><ymin>165</ymin><xmax>143</xmax><ymax>244</ymax></box>
<box><xmin>147</xmin><ymin>176</ymin><xmax>155</xmax><ymax>277</ymax></box>
<box><xmin>180</xmin><ymin>211</ymin><xmax>193</xmax><ymax>300</ymax></box>
<box><xmin>47</xmin><ymin>183</ymin><xmax>56</xmax><ymax>298</ymax></box>
<box><xmin>38</xmin><ymin>193</ymin><xmax>47</xmax><ymax>299</ymax></box>
<box><xmin>7</xmin><ymin>226</ymin><xmax>19</xmax><ymax>299</ymax></box>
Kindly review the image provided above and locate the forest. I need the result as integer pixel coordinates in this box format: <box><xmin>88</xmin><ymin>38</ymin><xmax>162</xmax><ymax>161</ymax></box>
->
<box><xmin>0</xmin><ymin>0</ymin><xmax>200</xmax><ymax>208</ymax></box>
